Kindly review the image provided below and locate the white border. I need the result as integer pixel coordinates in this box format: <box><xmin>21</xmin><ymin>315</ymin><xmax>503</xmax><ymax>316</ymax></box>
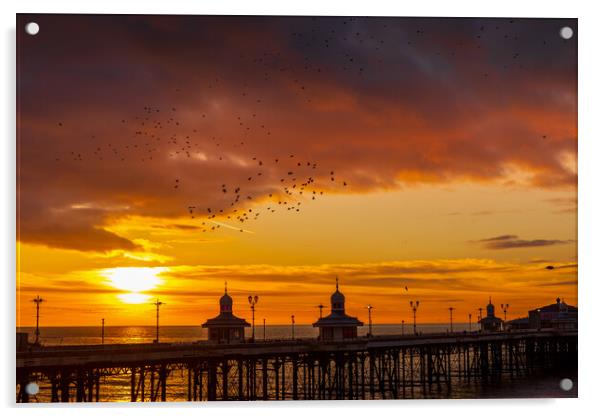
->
<box><xmin>2</xmin><ymin>1</ymin><xmax>601</xmax><ymax>415</ymax></box>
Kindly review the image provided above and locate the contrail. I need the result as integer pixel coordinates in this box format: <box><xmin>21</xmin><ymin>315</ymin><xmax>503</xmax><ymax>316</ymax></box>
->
<box><xmin>208</xmin><ymin>220</ymin><xmax>255</xmax><ymax>234</ymax></box>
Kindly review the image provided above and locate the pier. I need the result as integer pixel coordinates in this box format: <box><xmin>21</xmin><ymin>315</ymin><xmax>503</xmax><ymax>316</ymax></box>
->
<box><xmin>16</xmin><ymin>329</ymin><xmax>577</xmax><ymax>402</ymax></box>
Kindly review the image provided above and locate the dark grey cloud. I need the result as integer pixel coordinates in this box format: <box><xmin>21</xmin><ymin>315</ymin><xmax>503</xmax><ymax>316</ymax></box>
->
<box><xmin>475</xmin><ymin>235</ymin><xmax>573</xmax><ymax>250</ymax></box>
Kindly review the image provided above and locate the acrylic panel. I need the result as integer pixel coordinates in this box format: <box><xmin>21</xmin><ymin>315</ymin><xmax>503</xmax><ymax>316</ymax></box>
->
<box><xmin>16</xmin><ymin>14</ymin><xmax>577</xmax><ymax>402</ymax></box>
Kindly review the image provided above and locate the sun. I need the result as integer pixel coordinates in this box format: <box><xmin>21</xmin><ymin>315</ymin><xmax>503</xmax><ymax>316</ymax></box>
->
<box><xmin>102</xmin><ymin>267</ymin><xmax>166</xmax><ymax>303</ymax></box>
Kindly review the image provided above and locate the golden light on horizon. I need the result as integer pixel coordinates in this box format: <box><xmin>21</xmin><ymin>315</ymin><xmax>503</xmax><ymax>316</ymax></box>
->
<box><xmin>102</xmin><ymin>267</ymin><xmax>166</xmax><ymax>304</ymax></box>
<box><xmin>117</xmin><ymin>293</ymin><xmax>151</xmax><ymax>304</ymax></box>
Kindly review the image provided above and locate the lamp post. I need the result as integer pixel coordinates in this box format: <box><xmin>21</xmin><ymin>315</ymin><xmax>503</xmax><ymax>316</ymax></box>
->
<box><xmin>248</xmin><ymin>295</ymin><xmax>259</xmax><ymax>342</ymax></box>
<box><xmin>478</xmin><ymin>307</ymin><xmax>483</xmax><ymax>331</ymax></box>
<box><xmin>291</xmin><ymin>315</ymin><xmax>295</xmax><ymax>340</ymax></box>
<box><xmin>153</xmin><ymin>299</ymin><xmax>164</xmax><ymax>343</ymax></box>
<box><xmin>401</xmin><ymin>319</ymin><xmax>405</xmax><ymax>336</ymax></box>
<box><xmin>448</xmin><ymin>307</ymin><xmax>455</xmax><ymax>333</ymax></box>
<box><xmin>409</xmin><ymin>300</ymin><xmax>420</xmax><ymax>335</ymax></box>
<box><xmin>468</xmin><ymin>313</ymin><xmax>472</xmax><ymax>332</ymax></box>
<box><xmin>500</xmin><ymin>304</ymin><xmax>510</xmax><ymax>321</ymax></box>
<box><xmin>101</xmin><ymin>318</ymin><xmax>105</xmax><ymax>345</ymax></box>
<box><xmin>32</xmin><ymin>295</ymin><xmax>44</xmax><ymax>345</ymax></box>
<box><xmin>366</xmin><ymin>305</ymin><xmax>374</xmax><ymax>337</ymax></box>
<box><xmin>317</xmin><ymin>303</ymin><xmax>324</xmax><ymax>319</ymax></box>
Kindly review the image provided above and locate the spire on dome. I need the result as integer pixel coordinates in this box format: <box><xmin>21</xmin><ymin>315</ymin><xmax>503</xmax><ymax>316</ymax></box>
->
<box><xmin>331</xmin><ymin>277</ymin><xmax>345</xmax><ymax>313</ymax></box>
<box><xmin>220</xmin><ymin>285</ymin><xmax>233</xmax><ymax>314</ymax></box>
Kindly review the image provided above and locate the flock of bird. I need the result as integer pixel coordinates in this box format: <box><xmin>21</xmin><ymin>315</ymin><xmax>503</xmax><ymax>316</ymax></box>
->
<box><xmin>54</xmin><ymin>88</ymin><xmax>349</xmax><ymax>234</ymax></box>
<box><xmin>52</xmin><ymin>18</ymin><xmax>554</xmax><ymax>234</ymax></box>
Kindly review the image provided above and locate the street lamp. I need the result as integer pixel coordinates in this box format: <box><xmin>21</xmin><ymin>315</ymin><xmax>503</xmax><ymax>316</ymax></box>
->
<box><xmin>32</xmin><ymin>295</ymin><xmax>44</xmax><ymax>345</ymax></box>
<box><xmin>468</xmin><ymin>313</ymin><xmax>472</xmax><ymax>332</ymax></box>
<box><xmin>409</xmin><ymin>300</ymin><xmax>420</xmax><ymax>335</ymax></box>
<box><xmin>291</xmin><ymin>315</ymin><xmax>295</xmax><ymax>340</ymax></box>
<box><xmin>366</xmin><ymin>305</ymin><xmax>374</xmax><ymax>337</ymax></box>
<box><xmin>248</xmin><ymin>295</ymin><xmax>259</xmax><ymax>342</ymax></box>
<box><xmin>153</xmin><ymin>299</ymin><xmax>164</xmax><ymax>343</ymax></box>
<box><xmin>478</xmin><ymin>307</ymin><xmax>483</xmax><ymax>331</ymax></box>
<box><xmin>448</xmin><ymin>307</ymin><xmax>455</xmax><ymax>333</ymax></box>
<box><xmin>317</xmin><ymin>303</ymin><xmax>325</xmax><ymax>319</ymax></box>
<box><xmin>500</xmin><ymin>304</ymin><xmax>510</xmax><ymax>321</ymax></box>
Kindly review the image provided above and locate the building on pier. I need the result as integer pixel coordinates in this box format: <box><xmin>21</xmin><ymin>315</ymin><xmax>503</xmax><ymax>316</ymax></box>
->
<box><xmin>478</xmin><ymin>297</ymin><xmax>504</xmax><ymax>332</ymax></box>
<box><xmin>506</xmin><ymin>317</ymin><xmax>530</xmax><ymax>330</ymax></box>
<box><xmin>313</xmin><ymin>278</ymin><xmax>363</xmax><ymax>340</ymax></box>
<box><xmin>528</xmin><ymin>297</ymin><xmax>578</xmax><ymax>330</ymax></box>
<box><xmin>202</xmin><ymin>284</ymin><xmax>250</xmax><ymax>343</ymax></box>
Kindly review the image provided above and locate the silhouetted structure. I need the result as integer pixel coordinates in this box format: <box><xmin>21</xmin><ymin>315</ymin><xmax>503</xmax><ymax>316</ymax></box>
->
<box><xmin>478</xmin><ymin>297</ymin><xmax>503</xmax><ymax>332</ymax></box>
<box><xmin>313</xmin><ymin>278</ymin><xmax>363</xmax><ymax>340</ymax></box>
<box><xmin>528</xmin><ymin>297</ymin><xmax>578</xmax><ymax>330</ymax></box>
<box><xmin>202</xmin><ymin>285</ymin><xmax>250</xmax><ymax>343</ymax></box>
<box><xmin>16</xmin><ymin>329</ymin><xmax>577</xmax><ymax>402</ymax></box>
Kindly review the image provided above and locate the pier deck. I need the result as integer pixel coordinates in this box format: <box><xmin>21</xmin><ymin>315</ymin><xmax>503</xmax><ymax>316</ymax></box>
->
<box><xmin>16</xmin><ymin>329</ymin><xmax>577</xmax><ymax>402</ymax></box>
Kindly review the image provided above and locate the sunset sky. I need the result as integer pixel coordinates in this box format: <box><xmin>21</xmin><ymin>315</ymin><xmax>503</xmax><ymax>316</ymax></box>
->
<box><xmin>16</xmin><ymin>15</ymin><xmax>577</xmax><ymax>326</ymax></box>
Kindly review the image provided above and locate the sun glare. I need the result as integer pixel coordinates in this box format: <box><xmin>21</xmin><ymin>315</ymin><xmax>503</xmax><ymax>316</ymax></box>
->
<box><xmin>102</xmin><ymin>267</ymin><xmax>166</xmax><ymax>303</ymax></box>
<box><xmin>118</xmin><ymin>293</ymin><xmax>151</xmax><ymax>304</ymax></box>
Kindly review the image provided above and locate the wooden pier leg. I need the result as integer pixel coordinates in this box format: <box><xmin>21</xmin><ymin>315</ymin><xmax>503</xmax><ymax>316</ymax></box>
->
<box><xmin>273</xmin><ymin>358</ymin><xmax>280</xmax><ymax>400</ymax></box>
<box><xmin>17</xmin><ymin>378</ymin><xmax>29</xmax><ymax>403</ymax></box>
<box><xmin>238</xmin><ymin>359</ymin><xmax>244</xmax><ymax>400</ymax></box>
<box><xmin>76</xmin><ymin>371</ymin><xmax>84</xmax><ymax>402</ymax></box>
<box><xmin>140</xmin><ymin>367</ymin><xmax>145</xmax><ymax>402</ymax></box>
<box><xmin>281</xmin><ymin>358</ymin><xmax>286</xmax><ymax>400</ymax></box>
<box><xmin>426</xmin><ymin>347</ymin><xmax>433</xmax><ymax>387</ymax></box>
<box><xmin>87</xmin><ymin>370</ymin><xmax>94</xmax><ymax>402</ymax></box>
<box><xmin>360</xmin><ymin>353</ymin><xmax>365</xmax><ymax>399</ymax></box>
<box><xmin>446</xmin><ymin>347</ymin><xmax>452</xmax><ymax>389</ymax></box>
<box><xmin>293</xmin><ymin>357</ymin><xmax>299</xmax><ymax>400</ymax></box>
<box><xmin>95</xmin><ymin>370</ymin><xmax>100</xmax><ymax>402</ymax></box>
<box><xmin>150</xmin><ymin>367</ymin><xmax>156</xmax><ymax>402</ymax></box>
<box><xmin>369</xmin><ymin>352</ymin><xmax>375</xmax><ymax>399</ymax></box>
<box><xmin>60</xmin><ymin>372</ymin><xmax>70</xmax><ymax>402</ymax></box>
<box><xmin>302</xmin><ymin>358</ymin><xmax>308</xmax><ymax>400</ymax></box>
<box><xmin>308</xmin><ymin>359</ymin><xmax>314</xmax><ymax>400</ymax></box>
<box><xmin>130</xmin><ymin>368</ymin><xmax>137</xmax><ymax>402</ymax></box>
<box><xmin>187</xmin><ymin>366</ymin><xmax>192</xmax><ymax>401</ymax></box>
<box><xmin>409</xmin><ymin>349</ymin><xmax>414</xmax><ymax>396</ymax></box>
<box><xmin>208</xmin><ymin>361</ymin><xmax>217</xmax><ymax>401</ymax></box>
<box><xmin>193</xmin><ymin>368</ymin><xmax>199</xmax><ymax>401</ymax></box>
<box><xmin>401</xmin><ymin>348</ymin><xmax>406</xmax><ymax>398</ymax></box>
<box><xmin>348</xmin><ymin>354</ymin><xmax>354</xmax><ymax>399</ymax></box>
<box><xmin>319</xmin><ymin>360</ymin><xmax>326</xmax><ymax>400</ymax></box>
<box><xmin>251</xmin><ymin>359</ymin><xmax>257</xmax><ymax>400</ymax></box>
<box><xmin>199</xmin><ymin>366</ymin><xmax>204</xmax><ymax>401</ymax></box>
<box><xmin>262</xmin><ymin>358</ymin><xmax>268</xmax><ymax>400</ymax></box>
<box><xmin>50</xmin><ymin>373</ymin><xmax>59</xmax><ymax>402</ymax></box>
<box><xmin>392</xmin><ymin>351</ymin><xmax>399</xmax><ymax>399</ymax></box>
<box><xmin>222</xmin><ymin>360</ymin><xmax>229</xmax><ymax>401</ymax></box>
<box><xmin>160</xmin><ymin>365</ymin><xmax>167</xmax><ymax>402</ymax></box>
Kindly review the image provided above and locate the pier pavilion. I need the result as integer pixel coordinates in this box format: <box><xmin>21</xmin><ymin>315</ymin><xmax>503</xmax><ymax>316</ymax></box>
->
<box><xmin>478</xmin><ymin>297</ymin><xmax>504</xmax><ymax>332</ymax></box>
<box><xmin>202</xmin><ymin>285</ymin><xmax>250</xmax><ymax>344</ymax></box>
<box><xmin>313</xmin><ymin>279</ymin><xmax>363</xmax><ymax>340</ymax></box>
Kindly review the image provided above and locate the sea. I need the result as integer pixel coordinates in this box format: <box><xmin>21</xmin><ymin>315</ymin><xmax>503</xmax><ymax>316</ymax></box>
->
<box><xmin>16</xmin><ymin>324</ymin><xmax>577</xmax><ymax>401</ymax></box>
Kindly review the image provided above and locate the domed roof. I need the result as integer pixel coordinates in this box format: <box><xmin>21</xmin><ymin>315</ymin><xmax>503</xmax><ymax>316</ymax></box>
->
<box><xmin>331</xmin><ymin>289</ymin><xmax>345</xmax><ymax>304</ymax></box>
<box><xmin>220</xmin><ymin>292</ymin><xmax>233</xmax><ymax>307</ymax></box>
<box><xmin>219</xmin><ymin>282</ymin><xmax>233</xmax><ymax>313</ymax></box>
<box><xmin>330</xmin><ymin>277</ymin><xmax>345</xmax><ymax>312</ymax></box>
